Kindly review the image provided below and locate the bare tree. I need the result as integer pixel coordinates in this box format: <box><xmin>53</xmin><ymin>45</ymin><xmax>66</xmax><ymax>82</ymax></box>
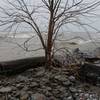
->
<box><xmin>0</xmin><ymin>0</ymin><xmax>100</xmax><ymax>67</ymax></box>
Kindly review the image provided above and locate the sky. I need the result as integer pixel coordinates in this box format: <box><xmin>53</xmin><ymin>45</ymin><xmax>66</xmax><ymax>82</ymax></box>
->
<box><xmin>0</xmin><ymin>0</ymin><xmax>100</xmax><ymax>34</ymax></box>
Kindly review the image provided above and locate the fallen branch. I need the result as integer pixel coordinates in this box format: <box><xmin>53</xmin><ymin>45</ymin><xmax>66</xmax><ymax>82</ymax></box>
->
<box><xmin>0</xmin><ymin>56</ymin><xmax>45</xmax><ymax>75</ymax></box>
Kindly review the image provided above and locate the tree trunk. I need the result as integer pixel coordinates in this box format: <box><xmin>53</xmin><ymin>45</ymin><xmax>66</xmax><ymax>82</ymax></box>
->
<box><xmin>45</xmin><ymin>44</ymin><xmax>52</xmax><ymax>68</ymax></box>
<box><xmin>45</xmin><ymin>4</ymin><xmax>54</xmax><ymax>68</ymax></box>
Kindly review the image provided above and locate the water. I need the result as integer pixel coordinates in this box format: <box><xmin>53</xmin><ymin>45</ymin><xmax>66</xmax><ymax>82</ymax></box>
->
<box><xmin>0</xmin><ymin>35</ymin><xmax>44</xmax><ymax>61</ymax></box>
<box><xmin>0</xmin><ymin>32</ymin><xmax>100</xmax><ymax>61</ymax></box>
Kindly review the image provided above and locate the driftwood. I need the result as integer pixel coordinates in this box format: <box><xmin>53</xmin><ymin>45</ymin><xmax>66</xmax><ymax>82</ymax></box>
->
<box><xmin>0</xmin><ymin>55</ymin><xmax>79</xmax><ymax>76</ymax></box>
<box><xmin>0</xmin><ymin>56</ymin><xmax>45</xmax><ymax>75</ymax></box>
<box><xmin>0</xmin><ymin>56</ymin><xmax>65</xmax><ymax>76</ymax></box>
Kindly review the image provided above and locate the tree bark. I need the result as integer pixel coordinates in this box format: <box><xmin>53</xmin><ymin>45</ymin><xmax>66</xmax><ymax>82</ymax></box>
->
<box><xmin>44</xmin><ymin>1</ymin><xmax>55</xmax><ymax>67</ymax></box>
<box><xmin>46</xmin><ymin>45</ymin><xmax>52</xmax><ymax>67</ymax></box>
<box><xmin>45</xmin><ymin>45</ymin><xmax>52</xmax><ymax>68</ymax></box>
<box><xmin>45</xmin><ymin>12</ymin><xmax>54</xmax><ymax>67</ymax></box>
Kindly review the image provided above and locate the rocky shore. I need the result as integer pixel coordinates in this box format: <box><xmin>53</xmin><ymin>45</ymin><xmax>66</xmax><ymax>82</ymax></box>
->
<box><xmin>0</xmin><ymin>66</ymin><xmax>100</xmax><ymax>100</ymax></box>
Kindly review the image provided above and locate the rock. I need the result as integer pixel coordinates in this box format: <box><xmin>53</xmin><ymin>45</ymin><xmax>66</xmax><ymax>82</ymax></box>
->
<box><xmin>20</xmin><ymin>94</ymin><xmax>29</xmax><ymax>100</ymax></box>
<box><xmin>20</xmin><ymin>91</ymin><xmax>29</xmax><ymax>100</ymax></box>
<box><xmin>57</xmin><ymin>86</ymin><xmax>65</xmax><ymax>92</ymax></box>
<box><xmin>12</xmin><ymin>90</ymin><xmax>17</xmax><ymax>96</ymax></box>
<box><xmin>67</xmin><ymin>96</ymin><xmax>73</xmax><ymax>100</ymax></box>
<box><xmin>63</xmin><ymin>80</ymin><xmax>71</xmax><ymax>86</ymax></box>
<box><xmin>69</xmin><ymin>87</ymin><xmax>77</xmax><ymax>93</ymax></box>
<box><xmin>0</xmin><ymin>87</ymin><xmax>12</xmax><ymax>93</ymax></box>
<box><xmin>84</xmin><ymin>93</ymin><xmax>89</xmax><ymax>98</ymax></box>
<box><xmin>47</xmin><ymin>96</ymin><xmax>58</xmax><ymax>100</ymax></box>
<box><xmin>11</xmin><ymin>86</ymin><xmax>17</xmax><ymax>91</ymax></box>
<box><xmin>52</xmin><ymin>89</ymin><xmax>60</xmax><ymax>96</ymax></box>
<box><xmin>41</xmin><ymin>78</ymin><xmax>49</xmax><ymax>84</ymax></box>
<box><xmin>32</xmin><ymin>93</ymin><xmax>46</xmax><ymax>100</ymax></box>
<box><xmin>77</xmin><ymin>89</ymin><xmax>82</xmax><ymax>93</ymax></box>
<box><xmin>68</xmin><ymin>76</ymin><xmax>76</xmax><ymax>82</ymax></box>
<box><xmin>42</xmin><ymin>89</ymin><xmax>51</xmax><ymax>96</ymax></box>
<box><xmin>35</xmin><ymin>67</ymin><xmax>45</xmax><ymax>77</ymax></box>
<box><xmin>80</xmin><ymin>63</ymin><xmax>100</xmax><ymax>84</ymax></box>
<box><xmin>16</xmin><ymin>75</ymin><xmax>28</xmax><ymax>82</ymax></box>
<box><xmin>14</xmin><ymin>92</ymin><xmax>20</xmax><ymax>98</ymax></box>
<box><xmin>8</xmin><ymin>94</ymin><xmax>12</xmax><ymax>99</ymax></box>
<box><xmin>62</xmin><ymin>92</ymin><xmax>69</xmax><ymax>98</ymax></box>
<box><xmin>46</xmin><ymin>87</ymin><xmax>52</xmax><ymax>91</ymax></box>
<box><xmin>16</xmin><ymin>83</ymin><xmax>24</xmax><ymax>90</ymax></box>
<box><xmin>54</xmin><ymin>75</ymin><xmax>68</xmax><ymax>82</ymax></box>
<box><xmin>0</xmin><ymin>66</ymin><xmax>100</xmax><ymax>99</ymax></box>
<box><xmin>22</xmin><ymin>86</ymin><xmax>29</xmax><ymax>91</ymax></box>
<box><xmin>78</xmin><ymin>93</ymin><xmax>99</xmax><ymax>100</ymax></box>
<box><xmin>29</xmin><ymin>82</ymin><xmax>39</xmax><ymax>88</ymax></box>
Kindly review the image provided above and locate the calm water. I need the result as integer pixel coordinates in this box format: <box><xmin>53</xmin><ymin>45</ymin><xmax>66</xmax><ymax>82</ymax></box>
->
<box><xmin>0</xmin><ymin>32</ymin><xmax>100</xmax><ymax>61</ymax></box>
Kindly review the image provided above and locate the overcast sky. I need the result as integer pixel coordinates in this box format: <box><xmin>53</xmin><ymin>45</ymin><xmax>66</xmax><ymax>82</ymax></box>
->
<box><xmin>0</xmin><ymin>0</ymin><xmax>100</xmax><ymax>33</ymax></box>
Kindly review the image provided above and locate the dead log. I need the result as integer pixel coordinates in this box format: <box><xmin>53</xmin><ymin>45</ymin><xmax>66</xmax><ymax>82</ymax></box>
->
<box><xmin>0</xmin><ymin>56</ymin><xmax>65</xmax><ymax>75</ymax></box>
<box><xmin>0</xmin><ymin>56</ymin><xmax>45</xmax><ymax>75</ymax></box>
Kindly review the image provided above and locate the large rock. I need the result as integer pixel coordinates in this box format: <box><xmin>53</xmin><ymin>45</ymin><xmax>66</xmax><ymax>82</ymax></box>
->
<box><xmin>0</xmin><ymin>87</ymin><xmax>12</xmax><ymax>93</ymax></box>
<box><xmin>80</xmin><ymin>63</ymin><xmax>100</xmax><ymax>84</ymax></box>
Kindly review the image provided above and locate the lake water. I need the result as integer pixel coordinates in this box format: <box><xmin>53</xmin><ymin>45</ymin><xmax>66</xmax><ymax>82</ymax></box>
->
<box><xmin>0</xmin><ymin>32</ymin><xmax>100</xmax><ymax>61</ymax></box>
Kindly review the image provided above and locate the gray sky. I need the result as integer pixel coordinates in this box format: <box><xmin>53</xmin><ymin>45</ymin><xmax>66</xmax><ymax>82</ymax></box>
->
<box><xmin>0</xmin><ymin>0</ymin><xmax>100</xmax><ymax>33</ymax></box>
